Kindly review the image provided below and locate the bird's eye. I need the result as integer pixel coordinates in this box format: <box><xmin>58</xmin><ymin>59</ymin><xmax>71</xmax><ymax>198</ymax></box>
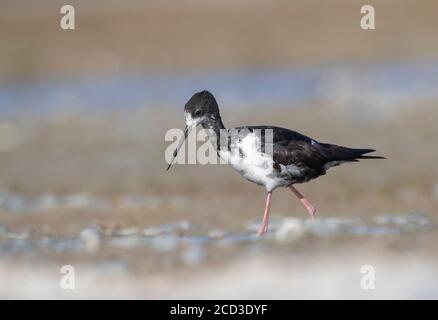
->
<box><xmin>194</xmin><ymin>109</ymin><xmax>202</xmax><ymax>117</ymax></box>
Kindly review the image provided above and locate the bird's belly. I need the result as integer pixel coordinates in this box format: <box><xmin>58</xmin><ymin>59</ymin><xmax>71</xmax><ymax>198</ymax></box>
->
<box><xmin>220</xmin><ymin>149</ymin><xmax>284</xmax><ymax>191</ymax></box>
<box><xmin>233</xmin><ymin>162</ymin><xmax>274</xmax><ymax>186</ymax></box>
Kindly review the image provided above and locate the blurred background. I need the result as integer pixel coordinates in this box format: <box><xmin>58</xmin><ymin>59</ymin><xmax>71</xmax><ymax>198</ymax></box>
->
<box><xmin>1</xmin><ymin>0</ymin><xmax>438</xmax><ymax>299</ymax></box>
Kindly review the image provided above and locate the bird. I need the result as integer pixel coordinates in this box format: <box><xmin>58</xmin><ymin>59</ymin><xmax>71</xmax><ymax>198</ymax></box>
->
<box><xmin>167</xmin><ymin>90</ymin><xmax>384</xmax><ymax>236</ymax></box>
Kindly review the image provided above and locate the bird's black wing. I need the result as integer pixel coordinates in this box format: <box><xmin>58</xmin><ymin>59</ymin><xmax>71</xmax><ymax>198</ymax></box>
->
<box><xmin>269</xmin><ymin>127</ymin><xmax>329</xmax><ymax>168</ymax></box>
<box><xmin>233</xmin><ymin>125</ymin><xmax>382</xmax><ymax>168</ymax></box>
<box><xmin>232</xmin><ymin>126</ymin><xmax>324</xmax><ymax>166</ymax></box>
<box><xmin>241</xmin><ymin>126</ymin><xmax>382</xmax><ymax>167</ymax></box>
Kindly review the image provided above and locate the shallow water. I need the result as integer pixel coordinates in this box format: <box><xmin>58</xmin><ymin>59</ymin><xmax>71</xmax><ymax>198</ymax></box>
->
<box><xmin>1</xmin><ymin>62</ymin><xmax>438</xmax><ymax>117</ymax></box>
<box><xmin>0</xmin><ymin>191</ymin><xmax>434</xmax><ymax>260</ymax></box>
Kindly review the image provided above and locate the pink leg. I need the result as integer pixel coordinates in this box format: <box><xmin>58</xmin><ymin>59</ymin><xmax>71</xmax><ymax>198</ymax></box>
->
<box><xmin>289</xmin><ymin>186</ymin><xmax>317</xmax><ymax>219</ymax></box>
<box><xmin>258</xmin><ymin>192</ymin><xmax>273</xmax><ymax>236</ymax></box>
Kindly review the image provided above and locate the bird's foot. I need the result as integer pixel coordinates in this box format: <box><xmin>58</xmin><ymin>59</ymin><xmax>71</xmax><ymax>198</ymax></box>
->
<box><xmin>257</xmin><ymin>223</ymin><xmax>269</xmax><ymax>236</ymax></box>
<box><xmin>301</xmin><ymin>198</ymin><xmax>317</xmax><ymax>220</ymax></box>
<box><xmin>289</xmin><ymin>186</ymin><xmax>317</xmax><ymax>220</ymax></box>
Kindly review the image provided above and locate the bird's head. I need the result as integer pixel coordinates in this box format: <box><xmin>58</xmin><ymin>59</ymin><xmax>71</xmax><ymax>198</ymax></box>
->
<box><xmin>184</xmin><ymin>90</ymin><xmax>220</xmax><ymax>129</ymax></box>
<box><xmin>167</xmin><ymin>90</ymin><xmax>220</xmax><ymax>170</ymax></box>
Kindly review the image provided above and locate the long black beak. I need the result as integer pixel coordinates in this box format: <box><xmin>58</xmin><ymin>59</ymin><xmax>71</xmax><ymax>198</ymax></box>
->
<box><xmin>166</xmin><ymin>125</ymin><xmax>190</xmax><ymax>171</ymax></box>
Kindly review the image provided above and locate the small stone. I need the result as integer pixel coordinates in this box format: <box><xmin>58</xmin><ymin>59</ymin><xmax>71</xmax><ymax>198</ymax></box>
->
<box><xmin>78</xmin><ymin>227</ymin><xmax>101</xmax><ymax>253</ymax></box>
<box><xmin>142</xmin><ymin>226</ymin><xmax>165</xmax><ymax>237</ymax></box>
<box><xmin>117</xmin><ymin>227</ymin><xmax>138</xmax><ymax>236</ymax></box>
<box><xmin>275</xmin><ymin>218</ymin><xmax>305</xmax><ymax>241</ymax></box>
<box><xmin>151</xmin><ymin>234</ymin><xmax>179</xmax><ymax>252</ymax></box>
<box><xmin>178</xmin><ymin>220</ymin><xmax>193</xmax><ymax>231</ymax></box>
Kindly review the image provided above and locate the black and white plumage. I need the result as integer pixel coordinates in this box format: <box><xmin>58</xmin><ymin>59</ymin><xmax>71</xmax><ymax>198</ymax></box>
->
<box><xmin>167</xmin><ymin>90</ymin><xmax>384</xmax><ymax>235</ymax></box>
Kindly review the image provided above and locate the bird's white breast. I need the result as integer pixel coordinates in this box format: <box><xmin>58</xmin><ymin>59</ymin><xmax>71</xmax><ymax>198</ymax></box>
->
<box><xmin>219</xmin><ymin>132</ymin><xmax>282</xmax><ymax>191</ymax></box>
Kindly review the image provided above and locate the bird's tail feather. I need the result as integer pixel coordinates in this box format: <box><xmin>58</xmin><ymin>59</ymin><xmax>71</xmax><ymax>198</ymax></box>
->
<box><xmin>353</xmin><ymin>148</ymin><xmax>386</xmax><ymax>160</ymax></box>
<box><xmin>320</xmin><ymin>144</ymin><xmax>386</xmax><ymax>161</ymax></box>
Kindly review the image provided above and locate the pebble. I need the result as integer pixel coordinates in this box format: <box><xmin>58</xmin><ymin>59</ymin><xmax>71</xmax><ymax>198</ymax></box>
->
<box><xmin>275</xmin><ymin>218</ymin><xmax>305</xmax><ymax>242</ymax></box>
<box><xmin>117</xmin><ymin>227</ymin><xmax>139</xmax><ymax>236</ymax></box>
<box><xmin>78</xmin><ymin>227</ymin><xmax>101</xmax><ymax>253</ymax></box>
<box><xmin>142</xmin><ymin>226</ymin><xmax>166</xmax><ymax>237</ymax></box>
<box><xmin>151</xmin><ymin>234</ymin><xmax>179</xmax><ymax>252</ymax></box>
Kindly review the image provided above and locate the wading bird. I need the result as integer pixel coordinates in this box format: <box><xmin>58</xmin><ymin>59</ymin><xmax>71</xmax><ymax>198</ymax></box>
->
<box><xmin>167</xmin><ymin>91</ymin><xmax>384</xmax><ymax>235</ymax></box>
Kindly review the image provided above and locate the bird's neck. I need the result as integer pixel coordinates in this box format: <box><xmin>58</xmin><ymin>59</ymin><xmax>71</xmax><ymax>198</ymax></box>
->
<box><xmin>201</xmin><ymin>115</ymin><xmax>226</xmax><ymax>150</ymax></box>
<box><xmin>202</xmin><ymin>115</ymin><xmax>225</xmax><ymax>133</ymax></box>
